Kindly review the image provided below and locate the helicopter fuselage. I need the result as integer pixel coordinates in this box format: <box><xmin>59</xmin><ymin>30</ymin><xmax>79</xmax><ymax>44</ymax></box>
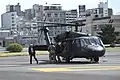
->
<box><xmin>59</xmin><ymin>36</ymin><xmax>105</xmax><ymax>60</ymax></box>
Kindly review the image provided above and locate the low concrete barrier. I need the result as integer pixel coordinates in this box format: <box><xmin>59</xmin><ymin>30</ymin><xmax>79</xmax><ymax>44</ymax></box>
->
<box><xmin>105</xmin><ymin>44</ymin><xmax>120</xmax><ymax>47</ymax></box>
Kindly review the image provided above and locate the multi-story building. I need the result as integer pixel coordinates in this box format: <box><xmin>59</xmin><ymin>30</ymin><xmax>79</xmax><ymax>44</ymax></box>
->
<box><xmin>24</xmin><ymin>9</ymin><xmax>33</xmax><ymax>20</ymax></box>
<box><xmin>32</xmin><ymin>4</ymin><xmax>44</xmax><ymax>21</ymax></box>
<box><xmin>1</xmin><ymin>12</ymin><xmax>18</xmax><ymax>30</ymax></box>
<box><xmin>65</xmin><ymin>9</ymin><xmax>78</xmax><ymax>31</ymax></box>
<box><xmin>65</xmin><ymin>9</ymin><xmax>78</xmax><ymax>23</ymax></box>
<box><xmin>6</xmin><ymin>3</ymin><xmax>24</xmax><ymax>16</ymax></box>
<box><xmin>79</xmin><ymin>1</ymin><xmax>113</xmax><ymax>18</ymax></box>
<box><xmin>79</xmin><ymin>5</ymin><xmax>86</xmax><ymax>17</ymax></box>
<box><xmin>98</xmin><ymin>1</ymin><xmax>108</xmax><ymax>17</ymax></box>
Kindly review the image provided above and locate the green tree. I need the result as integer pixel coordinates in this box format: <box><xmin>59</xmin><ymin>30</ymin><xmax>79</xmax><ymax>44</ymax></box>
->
<box><xmin>97</xmin><ymin>25</ymin><xmax>116</xmax><ymax>44</ymax></box>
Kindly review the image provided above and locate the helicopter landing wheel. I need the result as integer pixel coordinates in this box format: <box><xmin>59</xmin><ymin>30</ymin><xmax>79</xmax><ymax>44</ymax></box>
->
<box><xmin>93</xmin><ymin>57</ymin><xmax>99</xmax><ymax>63</ymax></box>
<box><xmin>65</xmin><ymin>57</ymin><xmax>70</xmax><ymax>63</ymax></box>
<box><xmin>90</xmin><ymin>57</ymin><xmax>99</xmax><ymax>63</ymax></box>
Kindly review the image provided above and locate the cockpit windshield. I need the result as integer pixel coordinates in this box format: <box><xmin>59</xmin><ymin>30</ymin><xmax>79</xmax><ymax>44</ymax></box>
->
<box><xmin>80</xmin><ymin>37</ymin><xmax>103</xmax><ymax>46</ymax></box>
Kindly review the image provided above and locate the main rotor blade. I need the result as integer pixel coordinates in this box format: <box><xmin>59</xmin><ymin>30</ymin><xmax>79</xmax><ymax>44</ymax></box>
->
<box><xmin>36</xmin><ymin>21</ymin><xmax>85</xmax><ymax>26</ymax></box>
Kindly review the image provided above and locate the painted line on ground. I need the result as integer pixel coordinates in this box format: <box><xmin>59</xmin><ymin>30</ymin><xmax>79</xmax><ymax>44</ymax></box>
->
<box><xmin>31</xmin><ymin>66</ymin><xmax>120</xmax><ymax>72</ymax></box>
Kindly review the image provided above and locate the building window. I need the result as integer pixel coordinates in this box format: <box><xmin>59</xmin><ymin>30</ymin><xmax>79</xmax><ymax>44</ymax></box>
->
<box><xmin>105</xmin><ymin>13</ymin><xmax>108</xmax><ymax>14</ymax></box>
<box><xmin>12</xmin><ymin>17</ymin><xmax>14</xmax><ymax>19</ymax></box>
<box><xmin>44</xmin><ymin>6</ymin><xmax>49</xmax><ymax>10</ymax></box>
<box><xmin>54</xmin><ymin>19</ymin><xmax>57</xmax><ymax>22</ymax></box>
<box><xmin>12</xmin><ymin>24</ymin><xmax>15</xmax><ymax>26</ymax></box>
<box><xmin>49</xmin><ymin>19</ymin><xmax>53</xmax><ymax>22</ymax></box>
<box><xmin>47</xmin><ymin>13</ymin><xmax>51</xmax><ymax>17</ymax></box>
<box><xmin>54</xmin><ymin>13</ymin><xmax>58</xmax><ymax>17</ymax></box>
<box><xmin>95</xmin><ymin>15</ymin><xmax>98</xmax><ymax>18</ymax></box>
<box><xmin>60</xmin><ymin>13</ymin><xmax>63</xmax><ymax>17</ymax></box>
<box><xmin>50</xmin><ymin>6</ymin><xmax>56</xmax><ymax>10</ymax></box>
<box><xmin>11</xmin><ymin>14</ymin><xmax>14</xmax><ymax>16</ymax></box>
<box><xmin>12</xmin><ymin>21</ymin><xmax>14</xmax><ymax>23</ymax></box>
<box><xmin>32</xmin><ymin>24</ymin><xmax>36</xmax><ymax>26</ymax></box>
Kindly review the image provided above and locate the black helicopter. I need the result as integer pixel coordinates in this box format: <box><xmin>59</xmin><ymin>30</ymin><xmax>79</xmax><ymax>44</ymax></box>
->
<box><xmin>36</xmin><ymin>21</ymin><xmax>105</xmax><ymax>63</ymax></box>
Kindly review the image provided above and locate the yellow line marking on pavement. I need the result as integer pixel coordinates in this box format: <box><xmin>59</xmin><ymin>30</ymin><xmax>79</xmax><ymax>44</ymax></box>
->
<box><xmin>31</xmin><ymin>66</ymin><xmax>120</xmax><ymax>72</ymax></box>
<box><xmin>32</xmin><ymin>68</ymin><xmax>71</xmax><ymax>72</ymax></box>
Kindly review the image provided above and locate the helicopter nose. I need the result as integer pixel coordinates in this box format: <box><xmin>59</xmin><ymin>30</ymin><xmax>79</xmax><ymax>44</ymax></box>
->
<box><xmin>87</xmin><ymin>45</ymin><xmax>104</xmax><ymax>51</ymax></box>
<box><xmin>93</xmin><ymin>46</ymin><xmax>104</xmax><ymax>51</ymax></box>
<box><xmin>86</xmin><ymin>45</ymin><xmax>105</xmax><ymax>56</ymax></box>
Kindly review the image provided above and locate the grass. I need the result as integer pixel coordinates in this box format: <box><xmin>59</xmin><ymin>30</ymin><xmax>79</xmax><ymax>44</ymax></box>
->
<box><xmin>0</xmin><ymin>47</ymin><xmax>120</xmax><ymax>57</ymax></box>
<box><xmin>0</xmin><ymin>51</ymin><xmax>49</xmax><ymax>57</ymax></box>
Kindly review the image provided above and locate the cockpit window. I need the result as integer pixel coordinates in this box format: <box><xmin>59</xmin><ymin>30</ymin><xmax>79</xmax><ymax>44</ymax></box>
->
<box><xmin>80</xmin><ymin>37</ymin><xmax>103</xmax><ymax>46</ymax></box>
<box><xmin>81</xmin><ymin>39</ymin><xmax>86</xmax><ymax>47</ymax></box>
<box><xmin>97</xmin><ymin>38</ymin><xmax>104</xmax><ymax>45</ymax></box>
<box><xmin>83</xmin><ymin>38</ymin><xmax>91</xmax><ymax>45</ymax></box>
<box><xmin>90</xmin><ymin>38</ymin><xmax>98</xmax><ymax>45</ymax></box>
<box><xmin>91</xmin><ymin>37</ymin><xmax>103</xmax><ymax>45</ymax></box>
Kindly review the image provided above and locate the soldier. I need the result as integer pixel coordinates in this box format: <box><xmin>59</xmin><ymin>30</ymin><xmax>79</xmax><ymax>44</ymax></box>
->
<box><xmin>48</xmin><ymin>43</ymin><xmax>57</xmax><ymax>63</ymax></box>
<box><xmin>28</xmin><ymin>44</ymin><xmax>38</xmax><ymax>64</ymax></box>
<box><xmin>55</xmin><ymin>43</ymin><xmax>61</xmax><ymax>62</ymax></box>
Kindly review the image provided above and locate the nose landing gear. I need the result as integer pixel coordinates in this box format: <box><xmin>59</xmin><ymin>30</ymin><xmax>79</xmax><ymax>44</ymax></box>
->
<box><xmin>90</xmin><ymin>57</ymin><xmax>99</xmax><ymax>63</ymax></box>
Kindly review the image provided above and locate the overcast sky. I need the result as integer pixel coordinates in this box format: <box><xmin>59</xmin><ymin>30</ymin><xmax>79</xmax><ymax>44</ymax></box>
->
<box><xmin>0</xmin><ymin>0</ymin><xmax>120</xmax><ymax>26</ymax></box>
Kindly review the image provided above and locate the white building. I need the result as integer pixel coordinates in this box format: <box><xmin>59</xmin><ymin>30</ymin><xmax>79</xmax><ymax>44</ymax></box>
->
<box><xmin>65</xmin><ymin>9</ymin><xmax>78</xmax><ymax>23</ymax></box>
<box><xmin>79</xmin><ymin>1</ymin><xmax>112</xmax><ymax>18</ymax></box>
<box><xmin>98</xmin><ymin>1</ymin><xmax>108</xmax><ymax>17</ymax></box>
<box><xmin>6</xmin><ymin>3</ymin><xmax>24</xmax><ymax>16</ymax></box>
<box><xmin>65</xmin><ymin>9</ymin><xmax>78</xmax><ymax>31</ymax></box>
<box><xmin>32</xmin><ymin>4</ymin><xmax>44</xmax><ymax>21</ymax></box>
<box><xmin>1</xmin><ymin>12</ymin><xmax>18</xmax><ymax>30</ymax></box>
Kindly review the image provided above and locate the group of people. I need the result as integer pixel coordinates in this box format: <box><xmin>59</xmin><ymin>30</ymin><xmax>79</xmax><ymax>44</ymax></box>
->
<box><xmin>48</xmin><ymin>42</ymin><xmax>68</xmax><ymax>63</ymax></box>
<box><xmin>28</xmin><ymin>42</ymin><xmax>67</xmax><ymax>64</ymax></box>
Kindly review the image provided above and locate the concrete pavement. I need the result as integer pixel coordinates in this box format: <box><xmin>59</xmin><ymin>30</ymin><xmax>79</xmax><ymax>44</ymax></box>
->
<box><xmin>0</xmin><ymin>51</ymin><xmax>120</xmax><ymax>80</ymax></box>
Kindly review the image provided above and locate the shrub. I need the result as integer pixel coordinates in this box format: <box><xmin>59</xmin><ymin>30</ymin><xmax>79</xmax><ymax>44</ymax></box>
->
<box><xmin>6</xmin><ymin>43</ymin><xmax>23</xmax><ymax>52</ymax></box>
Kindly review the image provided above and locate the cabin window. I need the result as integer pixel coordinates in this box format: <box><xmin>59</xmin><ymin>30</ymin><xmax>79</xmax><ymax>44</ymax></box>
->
<box><xmin>75</xmin><ymin>39</ymin><xmax>80</xmax><ymax>47</ymax></box>
<box><xmin>83</xmin><ymin>39</ymin><xmax>91</xmax><ymax>45</ymax></box>
<box><xmin>81</xmin><ymin>39</ymin><xmax>86</xmax><ymax>47</ymax></box>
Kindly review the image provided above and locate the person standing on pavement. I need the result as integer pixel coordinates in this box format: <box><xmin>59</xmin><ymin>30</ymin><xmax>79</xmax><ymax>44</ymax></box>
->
<box><xmin>28</xmin><ymin>44</ymin><xmax>38</xmax><ymax>64</ymax></box>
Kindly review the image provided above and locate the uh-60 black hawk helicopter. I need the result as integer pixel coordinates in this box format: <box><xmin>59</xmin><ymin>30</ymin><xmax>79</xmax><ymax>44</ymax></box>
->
<box><xmin>37</xmin><ymin>21</ymin><xmax>105</xmax><ymax>63</ymax></box>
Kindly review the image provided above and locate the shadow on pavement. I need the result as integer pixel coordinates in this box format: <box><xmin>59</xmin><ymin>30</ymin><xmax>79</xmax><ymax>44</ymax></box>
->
<box><xmin>38</xmin><ymin>60</ymin><xmax>99</xmax><ymax>65</ymax></box>
<box><xmin>0</xmin><ymin>60</ymin><xmax>98</xmax><ymax>66</ymax></box>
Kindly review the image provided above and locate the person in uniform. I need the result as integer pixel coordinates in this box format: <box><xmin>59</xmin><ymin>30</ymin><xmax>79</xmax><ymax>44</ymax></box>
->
<box><xmin>48</xmin><ymin>43</ymin><xmax>57</xmax><ymax>62</ymax></box>
<box><xmin>55</xmin><ymin>43</ymin><xmax>61</xmax><ymax>62</ymax></box>
<box><xmin>28</xmin><ymin>44</ymin><xmax>38</xmax><ymax>64</ymax></box>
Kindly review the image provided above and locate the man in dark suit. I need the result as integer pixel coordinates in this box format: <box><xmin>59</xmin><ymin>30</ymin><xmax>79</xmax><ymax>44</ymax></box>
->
<box><xmin>28</xmin><ymin>44</ymin><xmax>38</xmax><ymax>64</ymax></box>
